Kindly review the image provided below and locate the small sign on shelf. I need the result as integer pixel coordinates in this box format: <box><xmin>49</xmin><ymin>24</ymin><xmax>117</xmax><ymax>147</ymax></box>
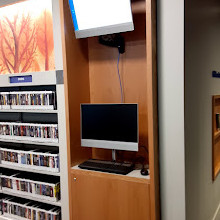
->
<box><xmin>9</xmin><ymin>75</ymin><xmax>32</xmax><ymax>84</ymax></box>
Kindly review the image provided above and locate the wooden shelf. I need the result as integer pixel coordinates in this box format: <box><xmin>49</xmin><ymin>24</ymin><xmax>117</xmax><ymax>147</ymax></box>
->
<box><xmin>0</xmin><ymin>109</ymin><xmax>58</xmax><ymax>114</ymax></box>
<box><xmin>1</xmin><ymin>190</ymin><xmax>61</xmax><ymax>207</ymax></box>
<box><xmin>131</xmin><ymin>1</ymin><xmax>146</xmax><ymax>14</ymax></box>
<box><xmin>0</xmin><ymin>216</ymin><xmax>12</xmax><ymax>220</ymax></box>
<box><xmin>71</xmin><ymin>166</ymin><xmax>150</xmax><ymax>184</ymax></box>
<box><xmin>0</xmin><ymin>164</ymin><xmax>60</xmax><ymax>176</ymax></box>
<box><xmin>0</xmin><ymin>138</ymin><xmax>59</xmax><ymax>147</ymax></box>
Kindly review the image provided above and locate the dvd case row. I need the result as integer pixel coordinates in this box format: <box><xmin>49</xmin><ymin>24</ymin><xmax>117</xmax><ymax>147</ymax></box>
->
<box><xmin>0</xmin><ymin>196</ymin><xmax>61</xmax><ymax>220</ymax></box>
<box><xmin>0</xmin><ymin>169</ymin><xmax>60</xmax><ymax>202</ymax></box>
<box><xmin>0</xmin><ymin>91</ymin><xmax>56</xmax><ymax>110</ymax></box>
<box><xmin>0</xmin><ymin>122</ymin><xmax>58</xmax><ymax>143</ymax></box>
<box><xmin>0</xmin><ymin>147</ymin><xmax>60</xmax><ymax>173</ymax></box>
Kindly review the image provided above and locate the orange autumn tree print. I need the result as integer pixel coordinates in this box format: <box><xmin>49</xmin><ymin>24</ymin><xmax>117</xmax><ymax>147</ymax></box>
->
<box><xmin>0</xmin><ymin>0</ymin><xmax>55</xmax><ymax>74</ymax></box>
<box><xmin>0</xmin><ymin>14</ymin><xmax>37</xmax><ymax>73</ymax></box>
<box><xmin>36</xmin><ymin>10</ymin><xmax>54</xmax><ymax>71</ymax></box>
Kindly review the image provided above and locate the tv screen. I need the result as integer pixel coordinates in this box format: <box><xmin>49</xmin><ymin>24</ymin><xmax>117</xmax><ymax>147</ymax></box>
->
<box><xmin>69</xmin><ymin>0</ymin><xmax>134</xmax><ymax>38</ymax></box>
<box><xmin>81</xmin><ymin>104</ymin><xmax>138</xmax><ymax>151</ymax></box>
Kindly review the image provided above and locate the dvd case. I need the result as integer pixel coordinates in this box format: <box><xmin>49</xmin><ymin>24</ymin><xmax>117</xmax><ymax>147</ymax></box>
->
<box><xmin>0</xmin><ymin>91</ymin><xmax>56</xmax><ymax>110</ymax></box>
<box><xmin>0</xmin><ymin>169</ymin><xmax>60</xmax><ymax>202</ymax></box>
<box><xmin>0</xmin><ymin>92</ymin><xmax>10</xmax><ymax>110</ymax></box>
<box><xmin>0</xmin><ymin>122</ymin><xmax>59</xmax><ymax>143</ymax></box>
<box><xmin>1</xmin><ymin>196</ymin><xmax>61</xmax><ymax>220</ymax></box>
<box><xmin>0</xmin><ymin>148</ymin><xmax>60</xmax><ymax>173</ymax></box>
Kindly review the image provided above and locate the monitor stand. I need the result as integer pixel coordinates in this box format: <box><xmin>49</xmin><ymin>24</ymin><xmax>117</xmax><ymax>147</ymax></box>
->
<box><xmin>79</xmin><ymin>149</ymin><xmax>134</xmax><ymax>175</ymax></box>
<box><xmin>112</xmin><ymin>149</ymin><xmax>116</xmax><ymax>162</ymax></box>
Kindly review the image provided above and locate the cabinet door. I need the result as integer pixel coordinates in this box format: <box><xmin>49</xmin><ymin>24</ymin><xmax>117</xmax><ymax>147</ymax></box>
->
<box><xmin>71</xmin><ymin>170</ymin><xmax>151</xmax><ymax>220</ymax></box>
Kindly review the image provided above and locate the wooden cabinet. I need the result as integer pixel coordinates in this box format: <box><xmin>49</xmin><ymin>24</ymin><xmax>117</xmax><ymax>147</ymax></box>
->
<box><xmin>70</xmin><ymin>170</ymin><xmax>151</xmax><ymax>220</ymax></box>
<box><xmin>59</xmin><ymin>0</ymin><xmax>159</xmax><ymax>219</ymax></box>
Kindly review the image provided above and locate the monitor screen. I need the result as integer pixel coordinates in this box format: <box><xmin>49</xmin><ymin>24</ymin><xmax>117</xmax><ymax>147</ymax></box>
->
<box><xmin>69</xmin><ymin>0</ymin><xmax>134</xmax><ymax>38</ymax></box>
<box><xmin>81</xmin><ymin>104</ymin><xmax>138</xmax><ymax>151</ymax></box>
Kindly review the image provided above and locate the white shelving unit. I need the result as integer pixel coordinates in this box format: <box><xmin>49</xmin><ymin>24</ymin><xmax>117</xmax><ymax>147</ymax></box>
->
<box><xmin>0</xmin><ymin>0</ymin><xmax>69</xmax><ymax>219</ymax></box>
<box><xmin>0</xmin><ymin>216</ymin><xmax>11</xmax><ymax>220</ymax></box>
<box><xmin>0</xmin><ymin>70</ymin><xmax>68</xmax><ymax>218</ymax></box>
<box><xmin>0</xmin><ymin>164</ymin><xmax>60</xmax><ymax>176</ymax></box>
<box><xmin>0</xmin><ymin>72</ymin><xmax>68</xmax><ymax>217</ymax></box>
<box><xmin>0</xmin><ymin>138</ymin><xmax>59</xmax><ymax>147</ymax></box>
<box><xmin>0</xmin><ymin>190</ymin><xmax>62</xmax><ymax>207</ymax></box>
<box><xmin>0</xmin><ymin>109</ymin><xmax>58</xmax><ymax>114</ymax></box>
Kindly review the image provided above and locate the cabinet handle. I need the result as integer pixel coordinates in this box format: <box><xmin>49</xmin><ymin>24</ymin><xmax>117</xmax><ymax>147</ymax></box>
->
<box><xmin>74</xmin><ymin>177</ymin><xmax>77</xmax><ymax>182</ymax></box>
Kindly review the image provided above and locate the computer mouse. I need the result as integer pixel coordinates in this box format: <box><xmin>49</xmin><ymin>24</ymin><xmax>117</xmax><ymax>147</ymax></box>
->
<box><xmin>141</xmin><ymin>168</ymin><xmax>149</xmax><ymax>176</ymax></box>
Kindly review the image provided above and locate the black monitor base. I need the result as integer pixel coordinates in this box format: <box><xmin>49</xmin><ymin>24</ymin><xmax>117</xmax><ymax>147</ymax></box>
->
<box><xmin>79</xmin><ymin>159</ymin><xmax>134</xmax><ymax>175</ymax></box>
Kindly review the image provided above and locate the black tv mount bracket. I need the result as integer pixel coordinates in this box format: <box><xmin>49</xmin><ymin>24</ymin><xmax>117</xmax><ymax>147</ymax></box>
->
<box><xmin>99</xmin><ymin>34</ymin><xmax>125</xmax><ymax>54</ymax></box>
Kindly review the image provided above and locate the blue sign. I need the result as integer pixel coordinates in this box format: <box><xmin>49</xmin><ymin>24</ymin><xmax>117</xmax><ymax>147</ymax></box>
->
<box><xmin>10</xmin><ymin>75</ymin><xmax>32</xmax><ymax>84</ymax></box>
<box><xmin>212</xmin><ymin>71</ymin><xmax>220</xmax><ymax>78</ymax></box>
<box><xmin>68</xmin><ymin>0</ymin><xmax>79</xmax><ymax>31</ymax></box>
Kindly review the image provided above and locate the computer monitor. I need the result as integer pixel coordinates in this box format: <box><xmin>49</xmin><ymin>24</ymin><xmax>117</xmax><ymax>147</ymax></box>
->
<box><xmin>68</xmin><ymin>0</ymin><xmax>134</xmax><ymax>38</ymax></box>
<box><xmin>81</xmin><ymin>104</ymin><xmax>138</xmax><ymax>151</ymax></box>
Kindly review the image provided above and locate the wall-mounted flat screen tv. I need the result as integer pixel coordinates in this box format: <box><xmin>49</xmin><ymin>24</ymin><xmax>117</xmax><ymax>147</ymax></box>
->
<box><xmin>68</xmin><ymin>0</ymin><xmax>134</xmax><ymax>39</ymax></box>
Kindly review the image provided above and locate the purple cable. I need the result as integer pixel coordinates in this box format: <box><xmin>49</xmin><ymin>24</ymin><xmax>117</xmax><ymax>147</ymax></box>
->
<box><xmin>117</xmin><ymin>51</ymin><xmax>124</xmax><ymax>103</ymax></box>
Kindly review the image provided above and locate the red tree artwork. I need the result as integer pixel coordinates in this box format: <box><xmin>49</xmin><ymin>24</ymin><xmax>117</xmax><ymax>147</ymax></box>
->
<box><xmin>0</xmin><ymin>0</ymin><xmax>55</xmax><ymax>75</ymax></box>
<box><xmin>0</xmin><ymin>63</ymin><xmax>6</xmax><ymax>74</ymax></box>
<box><xmin>0</xmin><ymin>14</ymin><xmax>37</xmax><ymax>73</ymax></box>
<box><xmin>36</xmin><ymin>10</ymin><xmax>54</xmax><ymax>71</ymax></box>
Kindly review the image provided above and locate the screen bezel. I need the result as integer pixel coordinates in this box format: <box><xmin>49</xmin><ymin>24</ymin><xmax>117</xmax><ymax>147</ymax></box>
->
<box><xmin>68</xmin><ymin>0</ymin><xmax>134</xmax><ymax>39</ymax></box>
<box><xmin>80</xmin><ymin>103</ymin><xmax>139</xmax><ymax>152</ymax></box>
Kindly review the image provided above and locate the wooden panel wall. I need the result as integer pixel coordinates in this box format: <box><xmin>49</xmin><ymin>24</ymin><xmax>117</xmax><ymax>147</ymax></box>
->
<box><xmin>213</xmin><ymin>95</ymin><xmax>220</xmax><ymax>180</ymax></box>
<box><xmin>60</xmin><ymin>0</ymin><xmax>92</xmax><ymax>168</ymax></box>
<box><xmin>88</xmin><ymin>14</ymin><xmax>149</xmax><ymax>162</ymax></box>
<box><xmin>146</xmin><ymin>0</ymin><xmax>160</xmax><ymax>219</ymax></box>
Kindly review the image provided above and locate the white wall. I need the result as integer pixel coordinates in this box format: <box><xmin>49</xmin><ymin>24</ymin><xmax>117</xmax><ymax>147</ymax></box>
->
<box><xmin>157</xmin><ymin>0</ymin><xmax>186</xmax><ymax>220</ymax></box>
<box><xmin>185</xmin><ymin>0</ymin><xmax>220</xmax><ymax>220</ymax></box>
